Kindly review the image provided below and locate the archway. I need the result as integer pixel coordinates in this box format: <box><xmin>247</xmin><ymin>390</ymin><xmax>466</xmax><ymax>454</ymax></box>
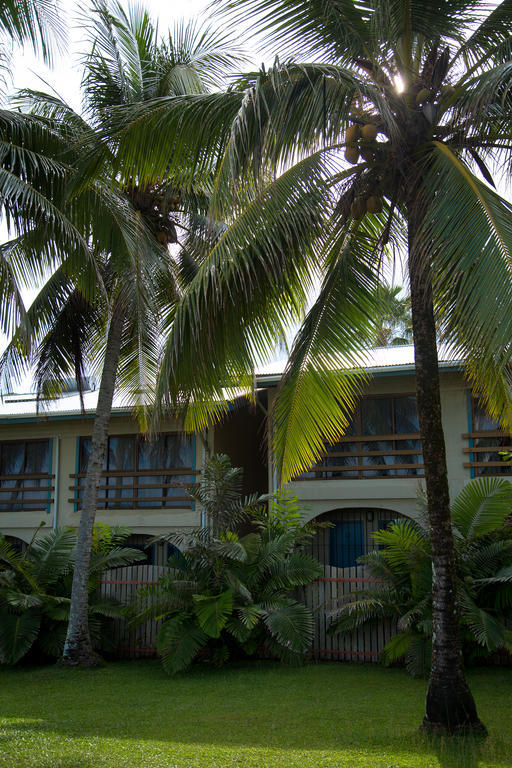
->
<box><xmin>307</xmin><ymin>507</ymin><xmax>404</xmax><ymax>568</ymax></box>
<box><xmin>4</xmin><ymin>535</ymin><xmax>28</xmax><ymax>555</ymax></box>
<box><xmin>124</xmin><ymin>533</ymin><xmax>180</xmax><ymax>566</ymax></box>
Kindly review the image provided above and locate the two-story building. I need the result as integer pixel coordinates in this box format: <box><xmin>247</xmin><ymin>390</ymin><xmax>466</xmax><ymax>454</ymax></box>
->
<box><xmin>1</xmin><ymin>345</ymin><xmax>509</xmax><ymax>571</ymax></box>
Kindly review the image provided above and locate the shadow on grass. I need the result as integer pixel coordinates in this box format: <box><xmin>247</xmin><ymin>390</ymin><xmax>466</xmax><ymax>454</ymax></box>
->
<box><xmin>0</xmin><ymin>661</ymin><xmax>509</xmax><ymax>768</ymax></box>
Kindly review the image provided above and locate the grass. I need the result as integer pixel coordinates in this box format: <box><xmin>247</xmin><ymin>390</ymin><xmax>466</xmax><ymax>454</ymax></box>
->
<box><xmin>0</xmin><ymin>660</ymin><xmax>511</xmax><ymax>768</ymax></box>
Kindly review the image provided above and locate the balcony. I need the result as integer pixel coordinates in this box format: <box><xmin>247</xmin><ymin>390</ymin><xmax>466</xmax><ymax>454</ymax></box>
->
<box><xmin>295</xmin><ymin>394</ymin><xmax>424</xmax><ymax>481</ymax></box>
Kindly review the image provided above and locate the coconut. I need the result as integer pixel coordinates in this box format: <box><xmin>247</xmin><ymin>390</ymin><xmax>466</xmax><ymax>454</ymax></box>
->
<box><xmin>359</xmin><ymin>147</ymin><xmax>375</xmax><ymax>162</ymax></box>
<box><xmin>366</xmin><ymin>195</ymin><xmax>383</xmax><ymax>214</ymax></box>
<box><xmin>345</xmin><ymin>124</ymin><xmax>360</xmax><ymax>143</ymax></box>
<box><xmin>351</xmin><ymin>197</ymin><xmax>366</xmax><ymax>219</ymax></box>
<box><xmin>345</xmin><ymin>146</ymin><xmax>360</xmax><ymax>164</ymax></box>
<box><xmin>441</xmin><ymin>84</ymin><xmax>455</xmax><ymax>98</ymax></box>
<box><xmin>156</xmin><ymin>231</ymin><xmax>168</xmax><ymax>244</ymax></box>
<box><xmin>416</xmin><ymin>88</ymin><xmax>431</xmax><ymax>105</ymax></box>
<box><xmin>361</xmin><ymin>123</ymin><xmax>378</xmax><ymax>140</ymax></box>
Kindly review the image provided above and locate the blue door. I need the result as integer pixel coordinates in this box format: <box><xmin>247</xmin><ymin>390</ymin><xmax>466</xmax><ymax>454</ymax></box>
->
<box><xmin>329</xmin><ymin>520</ymin><xmax>365</xmax><ymax>568</ymax></box>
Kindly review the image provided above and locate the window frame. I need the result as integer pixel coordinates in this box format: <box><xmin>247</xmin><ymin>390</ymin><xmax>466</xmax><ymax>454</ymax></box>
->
<box><xmin>0</xmin><ymin>438</ymin><xmax>54</xmax><ymax>512</ymax></box>
<box><xmin>71</xmin><ymin>432</ymin><xmax>197</xmax><ymax>511</ymax></box>
<box><xmin>463</xmin><ymin>396</ymin><xmax>512</xmax><ymax>477</ymax></box>
<box><xmin>296</xmin><ymin>393</ymin><xmax>424</xmax><ymax>481</ymax></box>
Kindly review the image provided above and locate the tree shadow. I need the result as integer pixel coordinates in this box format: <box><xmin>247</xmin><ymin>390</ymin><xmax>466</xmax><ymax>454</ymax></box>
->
<box><xmin>424</xmin><ymin>732</ymin><xmax>486</xmax><ymax>768</ymax></box>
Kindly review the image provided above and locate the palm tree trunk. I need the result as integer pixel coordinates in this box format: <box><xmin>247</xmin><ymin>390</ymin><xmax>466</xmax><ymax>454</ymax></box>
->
<box><xmin>61</xmin><ymin>301</ymin><xmax>124</xmax><ymax>666</ymax></box>
<box><xmin>407</xmin><ymin>203</ymin><xmax>485</xmax><ymax>733</ymax></box>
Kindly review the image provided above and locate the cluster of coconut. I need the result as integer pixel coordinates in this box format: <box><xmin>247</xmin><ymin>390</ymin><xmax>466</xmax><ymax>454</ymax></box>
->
<box><xmin>344</xmin><ymin>122</ymin><xmax>379</xmax><ymax>165</ymax></box>
<box><xmin>350</xmin><ymin>192</ymin><xmax>383</xmax><ymax>219</ymax></box>
<box><xmin>344</xmin><ymin>122</ymin><xmax>384</xmax><ymax>219</ymax></box>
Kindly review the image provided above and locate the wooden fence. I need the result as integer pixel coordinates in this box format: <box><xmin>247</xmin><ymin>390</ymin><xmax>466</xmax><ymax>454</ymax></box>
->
<box><xmin>302</xmin><ymin>564</ymin><xmax>396</xmax><ymax>662</ymax></box>
<box><xmin>100</xmin><ymin>563</ymin><xmax>392</xmax><ymax>661</ymax></box>
<box><xmin>100</xmin><ymin>564</ymin><xmax>164</xmax><ymax>658</ymax></box>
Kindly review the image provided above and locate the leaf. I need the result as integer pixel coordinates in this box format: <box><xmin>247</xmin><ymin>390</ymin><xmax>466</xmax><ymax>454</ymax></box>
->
<box><xmin>262</xmin><ymin>598</ymin><xmax>313</xmax><ymax>653</ymax></box>
<box><xmin>156</xmin><ymin>615</ymin><xmax>208</xmax><ymax>674</ymax></box>
<box><xmin>30</xmin><ymin>527</ymin><xmax>76</xmax><ymax>588</ymax></box>
<box><xmin>272</xmin><ymin>217</ymin><xmax>382</xmax><ymax>483</ymax></box>
<box><xmin>0</xmin><ymin>610</ymin><xmax>41</xmax><ymax>665</ymax></box>
<box><xmin>451</xmin><ymin>477</ymin><xmax>512</xmax><ymax>539</ymax></box>
<box><xmin>459</xmin><ymin>589</ymin><xmax>507</xmax><ymax>650</ymax></box>
<box><xmin>37</xmin><ymin>620</ymin><xmax>67</xmax><ymax>658</ymax></box>
<box><xmin>381</xmin><ymin>631</ymin><xmax>415</xmax><ymax>665</ymax></box>
<box><xmin>421</xmin><ymin>143</ymin><xmax>512</xmax><ymax>429</ymax></box>
<box><xmin>192</xmin><ymin>589</ymin><xmax>234</xmax><ymax>638</ymax></box>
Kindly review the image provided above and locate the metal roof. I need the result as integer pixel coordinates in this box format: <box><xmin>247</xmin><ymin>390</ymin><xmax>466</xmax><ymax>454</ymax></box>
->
<box><xmin>0</xmin><ymin>344</ymin><xmax>464</xmax><ymax>421</ymax></box>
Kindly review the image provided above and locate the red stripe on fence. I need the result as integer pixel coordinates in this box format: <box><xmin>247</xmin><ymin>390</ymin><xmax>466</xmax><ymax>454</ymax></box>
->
<box><xmin>116</xmin><ymin>647</ymin><xmax>158</xmax><ymax>653</ymax></box>
<box><xmin>310</xmin><ymin>648</ymin><xmax>380</xmax><ymax>657</ymax></box>
<box><xmin>102</xmin><ymin>577</ymin><xmax>381</xmax><ymax>586</ymax></box>
<box><xmin>316</xmin><ymin>577</ymin><xmax>382</xmax><ymax>583</ymax></box>
<box><xmin>100</xmin><ymin>579</ymin><xmax>159</xmax><ymax>585</ymax></box>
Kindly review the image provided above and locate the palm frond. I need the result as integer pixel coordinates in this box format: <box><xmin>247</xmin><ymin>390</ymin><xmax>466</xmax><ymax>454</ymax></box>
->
<box><xmin>419</xmin><ymin>142</ymin><xmax>512</xmax><ymax>429</ymax></box>
<box><xmin>29</xmin><ymin>528</ymin><xmax>76</xmax><ymax>589</ymax></box>
<box><xmin>154</xmin><ymin>149</ymin><xmax>334</xmax><ymax>432</ymax></box>
<box><xmin>0</xmin><ymin>0</ymin><xmax>65</xmax><ymax>65</ymax></box>
<box><xmin>262</xmin><ymin>597</ymin><xmax>313</xmax><ymax>653</ymax></box>
<box><xmin>0</xmin><ymin>610</ymin><xmax>41</xmax><ymax>665</ymax></box>
<box><xmin>272</xmin><ymin>216</ymin><xmax>383</xmax><ymax>483</ymax></box>
<box><xmin>156</xmin><ymin>614</ymin><xmax>208</xmax><ymax>674</ymax></box>
<box><xmin>451</xmin><ymin>476</ymin><xmax>512</xmax><ymax>539</ymax></box>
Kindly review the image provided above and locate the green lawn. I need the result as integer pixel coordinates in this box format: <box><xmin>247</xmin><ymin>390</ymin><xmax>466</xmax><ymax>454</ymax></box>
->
<box><xmin>0</xmin><ymin>661</ymin><xmax>511</xmax><ymax>768</ymax></box>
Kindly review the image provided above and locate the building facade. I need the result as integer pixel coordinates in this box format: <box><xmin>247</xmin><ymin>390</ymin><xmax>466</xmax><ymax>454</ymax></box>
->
<box><xmin>1</xmin><ymin>345</ymin><xmax>510</xmax><ymax>570</ymax></box>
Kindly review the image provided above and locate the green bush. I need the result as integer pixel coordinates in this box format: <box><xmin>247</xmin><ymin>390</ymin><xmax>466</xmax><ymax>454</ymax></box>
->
<box><xmin>133</xmin><ymin>454</ymin><xmax>322</xmax><ymax>674</ymax></box>
<box><xmin>329</xmin><ymin>477</ymin><xmax>512</xmax><ymax>676</ymax></box>
<box><xmin>0</xmin><ymin>523</ymin><xmax>145</xmax><ymax>664</ymax></box>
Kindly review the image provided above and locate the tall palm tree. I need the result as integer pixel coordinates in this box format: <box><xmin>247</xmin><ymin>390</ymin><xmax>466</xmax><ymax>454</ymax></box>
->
<box><xmin>107</xmin><ymin>0</ymin><xmax>512</xmax><ymax>732</ymax></box>
<box><xmin>0</xmin><ymin>0</ymin><xmax>240</xmax><ymax>666</ymax></box>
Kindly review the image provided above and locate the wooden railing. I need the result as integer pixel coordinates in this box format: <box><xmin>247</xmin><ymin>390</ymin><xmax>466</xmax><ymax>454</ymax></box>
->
<box><xmin>0</xmin><ymin>472</ymin><xmax>55</xmax><ymax>511</ymax></box>
<box><xmin>295</xmin><ymin>433</ymin><xmax>424</xmax><ymax>480</ymax></box>
<box><xmin>69</xmin><ymin>467</ymin><xmax>200</xmax><ymax>509</ymax></box>
<box><xmin>463</xmin><ymin>431</ymin><xmax>512</xmax><ymax>475</ymax></box>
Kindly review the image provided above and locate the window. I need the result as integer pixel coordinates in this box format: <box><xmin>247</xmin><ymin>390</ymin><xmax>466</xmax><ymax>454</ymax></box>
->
<box><xmin>298</xmin><ymin>395</ymin><xmax>424</xmax><ymax>480</ymax></box>
<box><xmin>74</xmin><ymin>433</ymin><xmax>196</xmax><ymax>509</ymax></box>
<box><xmin>0</xmin><ymin>440</ymin><xmax>52</xmax><ymax>511</ymax></box>
<box><xmin>466</xmin><ymin>399</ymin><xmax>512</xmax><ymax>477</ymax></box>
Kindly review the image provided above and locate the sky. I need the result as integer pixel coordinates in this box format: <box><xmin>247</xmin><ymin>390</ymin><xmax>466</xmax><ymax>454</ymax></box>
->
<box><xmin>9</xmin><ymin>0</ymin><xmax>243</xmax><ymax>109</ymax></box>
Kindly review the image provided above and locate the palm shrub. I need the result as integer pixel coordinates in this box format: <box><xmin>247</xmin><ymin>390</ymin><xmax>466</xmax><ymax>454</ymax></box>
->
<box><xmin>0</xmin><ymin>523</ymin><xmax>145</xmax><ymax>665</ymax></box>
<box><xmin>132</xmin><ymin>454</ymin><xmax>322</xmax><ymax>674</ymax></box>
<box><xmin>329</xmin><ymin>477</ymin><xmax>512</xmax><ymax>677</ymax></box>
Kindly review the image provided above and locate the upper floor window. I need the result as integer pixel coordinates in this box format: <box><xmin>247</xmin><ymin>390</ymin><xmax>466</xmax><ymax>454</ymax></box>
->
<box><xmin>73</xmin><ymin>433</ymin><xmax>196</xmax><ymax>509</ymax></box>
<box><xmin>465</xmin><ymin>399</ymin><xmax>512</xmax><ymax>477</ymax></box>
<box><xmin>0</xmin><ymin>439</ymin><xmax>53</xmax><ymax>511</ymax></box>
<box><xmin>297</xmin><ymin>395</ymin><xmax>424</xmax><ymax>480</ymax></box>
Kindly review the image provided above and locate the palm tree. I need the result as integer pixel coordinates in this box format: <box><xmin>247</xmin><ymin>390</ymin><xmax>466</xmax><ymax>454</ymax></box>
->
<box><xmin>0</xmin><ymin>0</ymin><xmax>240</xmax><ymax>666</ymax></box>
<box><xmin>372</xmin><ymin>285</ymin><xmax>412</xmax><ymax>347</ymax></box>
<box><xmin>107</xmin><ymin>0</ymin><xmax>512</xmax><ymax>732</ymax></box>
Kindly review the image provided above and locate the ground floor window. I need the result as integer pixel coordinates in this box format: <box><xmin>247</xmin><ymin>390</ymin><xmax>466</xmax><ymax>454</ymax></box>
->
<box><xmin>124</xmin><ymin>534</ymin><xmax>180</xmax><ymax>566</ymax></box>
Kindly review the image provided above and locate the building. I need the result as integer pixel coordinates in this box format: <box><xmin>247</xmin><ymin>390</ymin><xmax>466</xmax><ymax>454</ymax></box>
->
<box><xmin>0</xmin><ymin>345</ymin><xmax>509</xmax><ymax>569</ymax></box>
